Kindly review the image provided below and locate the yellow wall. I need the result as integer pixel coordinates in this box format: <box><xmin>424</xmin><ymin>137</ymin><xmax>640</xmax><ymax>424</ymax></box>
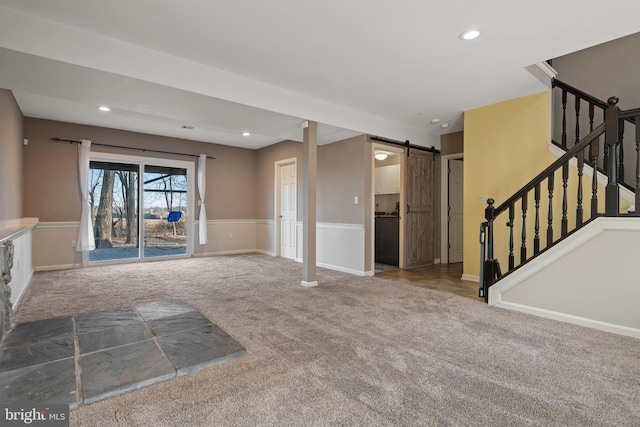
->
<box><xmin>463</xmin><ymin>91</ymin><xmax>554</xmax><ymax>277</ymax></box>
<box><xmin>462</xmin><ymin>90</ymin><xmax>628</xmax><ymax>277</ymax></box>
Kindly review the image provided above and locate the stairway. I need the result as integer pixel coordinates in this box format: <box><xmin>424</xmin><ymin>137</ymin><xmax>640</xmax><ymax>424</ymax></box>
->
<box><xmin>480</xmin><ymin>79</ymin><xmax>640</xmax><ymax>338</ymax></box>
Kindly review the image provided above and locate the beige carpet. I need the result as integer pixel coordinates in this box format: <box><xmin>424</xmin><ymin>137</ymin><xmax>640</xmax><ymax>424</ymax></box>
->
<box><xmin>15</xmin><ymin>254</ymin><xmax>640</xmax><ymax>426</ymax></box>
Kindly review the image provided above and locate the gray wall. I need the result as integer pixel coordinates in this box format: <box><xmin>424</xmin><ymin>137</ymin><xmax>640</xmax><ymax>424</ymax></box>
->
<box><xmin>552</xmin><ymin>32</ymin><xmax>640</xmax><ymax>187</ymax></box>
<box><xmin>0</xmin><ymin>89</ymin><xmax>23</xmax><ymax>223</ymax></box>
<box><xmin>318</xmin><ymin>135</ymin><xmax>368</xmax><ymax>224</ymax></box>
<box><xmin>256</xmin><ymin>140</ymin><xmax>302</xmax><ymax>220</ymax></box>
<box><xmin>23</xmin><ymin>118</ymin><xmax>257</xmax><ymax>222</ymax></box>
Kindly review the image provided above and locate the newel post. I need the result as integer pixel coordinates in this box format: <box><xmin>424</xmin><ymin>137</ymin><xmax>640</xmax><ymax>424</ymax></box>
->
<box><xmin>482</xmin><ymin>198</ymin><xmax>496</xmax><ymax>302</ymax></box>
<box><xmin>605</xmin><ymin>96</ymin><xmax>621</xmax><ymax>216</ymax></box>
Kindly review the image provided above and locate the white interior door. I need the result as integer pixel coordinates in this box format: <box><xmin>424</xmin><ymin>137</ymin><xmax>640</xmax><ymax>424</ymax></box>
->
<box><xmin>448</xmin><ymin>159</ymin><xmax>464</xmax><ymax>263</ymax></box>
<box><xmin>279</xmin><ymin>163</ymin><xmax>297</xmax><ymax>259</ymax></box>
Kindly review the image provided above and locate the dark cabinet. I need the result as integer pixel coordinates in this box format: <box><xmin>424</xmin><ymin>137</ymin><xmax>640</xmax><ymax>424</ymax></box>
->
<box><xmin>375</xmin><ymin>216</ymin><xmax>399</xmax><ymax>265</ymax></box>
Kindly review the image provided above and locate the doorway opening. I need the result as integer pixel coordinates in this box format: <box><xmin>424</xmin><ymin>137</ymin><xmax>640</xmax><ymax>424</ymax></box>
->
<box><xmin>87</xmin><ymin>153</ymin><xmax>194</xmax><ymax>264</ymax></box>
<box><xmin>372</xmin><ymin>143</ymin><xmax>404</xmax><ymax>273</ymax></box>
<box><xmin>440</xmin><ymin>153</ymin><xmax>464</xmax><ymax>264</ymax></box>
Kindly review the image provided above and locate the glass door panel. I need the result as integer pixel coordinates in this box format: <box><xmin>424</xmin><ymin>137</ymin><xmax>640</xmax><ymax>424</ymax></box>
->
<box><xmin>88</xmin><ymin>161</ymin><xmax>139</xmax><ymax>262</ymax></box>
<box><xmin>143</xmin><ymin>165</ymin><xmax>188</xmax><ymax>258</ymax></box>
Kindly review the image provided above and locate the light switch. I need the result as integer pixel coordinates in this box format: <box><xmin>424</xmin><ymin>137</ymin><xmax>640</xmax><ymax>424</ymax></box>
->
<box><xmin>478</xmin><ymin>195</ymin><xmax>488</xmax><ymax>204</ymax></box>
<box><xmin>354</xmin><ymin>196</ymin><xmax>359</xmax><ymax>205</ymax></box>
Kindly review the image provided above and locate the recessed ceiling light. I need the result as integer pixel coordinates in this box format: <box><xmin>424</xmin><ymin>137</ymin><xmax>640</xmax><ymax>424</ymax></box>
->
<box><xmin>441</xmin><ymin>123</ymin><xmax>449</xmax><ymax>129</ymax></box>
<box><xmin>97</xmin><ymin>106</ymin><xmax>111</xmax><ymax>112</ymax></box>
<box><xmin>374</xmin><ymin>152</ymin><xmax>388</xmax><ymax>161</ymax></box>
<box><xmin>242</xmin><ymin>131</ymin><xmax>251</xmax><ymax>137</ymax></box>
<box><xmin>430</xmin><ymin>119</ymin><xmax>440</xmax><ymax>124</ymax></box>
<box><xmin>459</xmin><ymin>29</ymin><xmax>481</xmax><ymax>41</ymax></box>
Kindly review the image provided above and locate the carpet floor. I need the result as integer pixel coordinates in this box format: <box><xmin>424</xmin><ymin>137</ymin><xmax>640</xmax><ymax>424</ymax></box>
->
<box><xmin>13</xmin><ymin>254</ymin><xmax>640</xmax><ymax>426</ymax></box>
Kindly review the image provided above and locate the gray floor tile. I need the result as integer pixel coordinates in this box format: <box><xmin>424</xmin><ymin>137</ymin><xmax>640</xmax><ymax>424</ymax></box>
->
<box><xmin>146</xmin><ymin>310</ymin><xmax>212</xmax><ymax>336</ymax></box>
<box><xmin>0</xmin><ymin>299</ymin><xmax>244</xmax><ymax>407</ymax></box>
<box><xmin>157</xmin><ymin>326</ymin><xmax>245</xmax><ymax>375</ymax></box>
<box><xmin>78</xmin><ymin>321</ymin><xmax>153</xmax><ymax>354</ymax></box>
<box><xmin>2</xmin><ymin>317</ymin><xmax>74</xmax><ymax>348</ymax></box>
<box><xmin>0</xmin><ymin>358</ymin><xmax>77</xmax><ymax>406</ymax></box>
<box><xmin>135</xmin><ymin>299</ymin><xmax>195</xmax><ymax>321</ymax></box>
<box><xmin>75</xmin><ymin>306</ymin><xmax>140</xmax><ymax>333</ymax></box>
<box><xmin>0</xmin><ymin>334</ymin><xmax>75</xmax><ymax>371</ymax></box>
<box><xmin>80</xmin><ymin>339</ymin><xmax>175</xmax><ymax>404</ymax></box>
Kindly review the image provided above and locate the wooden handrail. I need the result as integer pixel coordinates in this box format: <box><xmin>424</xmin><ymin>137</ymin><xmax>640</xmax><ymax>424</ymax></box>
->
<box><xmin>552</xmin><ymin>79</ymin><xmax>608</xmax><ymax>109</ymax></box>
<box><xmin>494</xmin><ymin>123</ymin><xmax>605</xmax><ymax>216</ymax></box>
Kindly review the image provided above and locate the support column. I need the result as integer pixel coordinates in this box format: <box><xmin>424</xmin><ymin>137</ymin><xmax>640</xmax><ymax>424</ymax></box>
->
<box><xmin>301</xmin><ymin>120</ymin><xmax>318</xmax><ymax>287</ymax></box>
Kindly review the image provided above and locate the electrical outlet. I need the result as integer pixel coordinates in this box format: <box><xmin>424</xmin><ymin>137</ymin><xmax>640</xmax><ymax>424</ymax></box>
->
<box><xmin>71</xmin><ymin>240</ymin><xmax>76</xmax><ymax>248</ymax></box>
<box><xmin>478</xmin><ymin>195</ymin><xmax>488</xmax><ymax>205</ymax></box>
<box><xmin>228</xmin><ymin>233</ymin><xmax>233</xmax><ymax>239</ymax></box>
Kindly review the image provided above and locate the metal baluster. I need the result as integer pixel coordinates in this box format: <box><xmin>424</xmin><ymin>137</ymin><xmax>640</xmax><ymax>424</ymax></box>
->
<box><xmin>520</xmin><ymin>194</ymin><xmax>527</xmax><ymax>264</ymax></box>
<box><xmin>561</xmin><ymin>163</ymin><xmax>568</xmax><ymax>237</ymax></box>
<box><xmin>534</xmin><ymin>183</ymin><xmax>540</xmax><ymax>254</ymax></box>
<box><xmin>547</xmin><ymin>173</ymin><xmax>554</xmax><ymax>246</ymax></box>
<box><xmin>577</xmin><ymin>149</ymin><xmax>584</xmax><ymax>226</ymax></box>
<box><xmin>561</xmin><ymin>89</ymin><xmax>567</xmax><ymax>148</ymax></box>
<box><xmin>508</xmin><ymin>204</ymin><xmax>514</xmax><ymax>270</ymax></box>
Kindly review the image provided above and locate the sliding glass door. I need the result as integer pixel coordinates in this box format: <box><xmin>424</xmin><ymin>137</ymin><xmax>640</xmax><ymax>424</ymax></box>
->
<box><xmin>142</xmin><ymin>165</ymin><xmax>188</xmax><ymax>258</ymax></box>
<box><xmin>87</xmin><ymin>154</ymin><xmax>193</xmax><ymax>264</ymax></box>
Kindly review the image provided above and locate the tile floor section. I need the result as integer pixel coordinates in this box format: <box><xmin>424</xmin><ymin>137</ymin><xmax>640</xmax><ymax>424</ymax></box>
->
<box><xmin>376</xmin><ymin>263</ymin><xmax>482</xmax><ymax>300</ymax></box>
<box><xmin>0</xmin><ymin>300</ymin><xmax>245</xmax><ymax>408</ymax></box>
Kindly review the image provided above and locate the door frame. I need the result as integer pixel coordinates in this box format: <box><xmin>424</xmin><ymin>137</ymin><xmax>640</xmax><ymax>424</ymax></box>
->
<box><xmin>370</xmin><ymin>143</ymin><xmax>405</xmax><ymax>271</ymax></box>
<box><xmin>274</xmin><ymin>157</ymin><xmax>297</xmax><ymax>258</ymax></box>
<box><xmin>440</xmin><ymin>152</ymin><xmax>464</xmax><ymax>264</ymax></box>
<box><xmin>83</xmin><ymin>151</ymin><xmax>195</xmax><ymax>266</ymax></box>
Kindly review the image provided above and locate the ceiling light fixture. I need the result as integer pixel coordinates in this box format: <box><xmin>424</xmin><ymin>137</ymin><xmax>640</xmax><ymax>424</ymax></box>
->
<box><xmin>459</xmin><ymin>29</ymin><xmax>481</xmax><ymax>41</ymax></box>
<box><xmin>374</xmin><ymin>152</ymin><xmax>388</xmax><ymax>161</ymax></box>
<box><xmin>97</xmin><ymin>106</ymin><xmax>111</xmax><ymax>112</ymax></box>
<box><xmin>242</xmin><ymin>131</ymin><xmax>251</xmax><ymax>137</ymax></box>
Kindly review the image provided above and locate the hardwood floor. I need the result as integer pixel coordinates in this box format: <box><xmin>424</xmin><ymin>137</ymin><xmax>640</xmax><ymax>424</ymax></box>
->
<box><xmin>375</xmin><ymin>263</ymin><xmax>482</xmax><ymax>300</ymax></box>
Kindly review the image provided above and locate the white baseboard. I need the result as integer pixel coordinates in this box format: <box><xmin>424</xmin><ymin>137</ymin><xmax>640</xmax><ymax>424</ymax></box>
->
<box><xmin>495</xmin><ymin>300</ymin><xmax>640</xmax><ymax>339</ymax></box>
<box><xmin>193</xmin><ymin>249</ymin><xmax>257</xmax><ymax>257</ymax></box>
<box><xmin>255</xmin><ymin>249</ymin><xmax>276</xmax><ymax>257</ymax></box>
<box><xmin>317</xmin><ymin>262</ymin><xmax>366</xmax><ymax>277</ymax></box>
<box><xmin>461</xmin><ymin>274</ymin><xmax>479</xmax><ymax>283</ymax></box>
<box><xmin>35</xmin><ymin>264</ymin><xmax>82</xmax><ymax>272</ymax></box>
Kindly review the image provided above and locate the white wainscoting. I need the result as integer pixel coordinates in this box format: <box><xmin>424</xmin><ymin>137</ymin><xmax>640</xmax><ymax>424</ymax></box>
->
<box><xmin>255</xmin><ymin>220</ymin><xmax>276</xmax><ymax>256</ymax></box>
<box><xmin>194</xmin><ymin>219</ymin><xmax>259</xmax><ymax>256</ymax></box>
<box><xmin>0</xmin><ymin>218</ymin><xmax>37</xmax><ymax>310</ymax></box>
<box><xmin>33</xmin><ymin>222</ymin><xmax>83</xmax><ymax>271</ymax></box>
<box><xmin>296</xmin><ymin>222</ymin><xmax>366</xmax><ymax>276</ymax></box>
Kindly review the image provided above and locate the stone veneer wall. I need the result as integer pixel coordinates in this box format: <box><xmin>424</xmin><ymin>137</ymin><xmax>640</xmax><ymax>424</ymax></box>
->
<box><xmin>0</xmin><ymin>240</ymin><xmax>15</xmax><ymax>343</ymax></box>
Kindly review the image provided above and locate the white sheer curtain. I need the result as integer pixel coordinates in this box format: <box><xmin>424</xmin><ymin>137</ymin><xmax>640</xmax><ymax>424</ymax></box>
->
<box><xmin>197</xmin><ymin>154</ymin><xmax>208</xmax><ymax>245</ymax></box>
<box><xmin>76</xmin><ymin>139</ymin><xmax>95</xmax><ymax>251</ymax></box>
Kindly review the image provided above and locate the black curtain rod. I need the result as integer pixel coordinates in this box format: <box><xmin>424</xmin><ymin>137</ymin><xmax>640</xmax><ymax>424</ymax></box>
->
<box><xmin>50</xmin><ymin>137</ymin><xmax>216</xmax><ymax>160</ymax></box>
<box><xmin>370</xmin><ymin>136</ymin><xmax>440</xmax><ymax>155</ymax></box>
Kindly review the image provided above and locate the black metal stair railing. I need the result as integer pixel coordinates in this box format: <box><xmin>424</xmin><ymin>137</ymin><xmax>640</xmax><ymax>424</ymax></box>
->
<box><xmin>480</xmin><ymin>82</ymin><xmax>640</xmax><ymax>301</ymax></box>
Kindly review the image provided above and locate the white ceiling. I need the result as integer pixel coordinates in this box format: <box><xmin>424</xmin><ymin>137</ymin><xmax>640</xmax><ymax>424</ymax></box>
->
<box><xmin>0</xmin><ymin>1</ymin><xmax>639</xmax><ymax>150</ymax></box>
